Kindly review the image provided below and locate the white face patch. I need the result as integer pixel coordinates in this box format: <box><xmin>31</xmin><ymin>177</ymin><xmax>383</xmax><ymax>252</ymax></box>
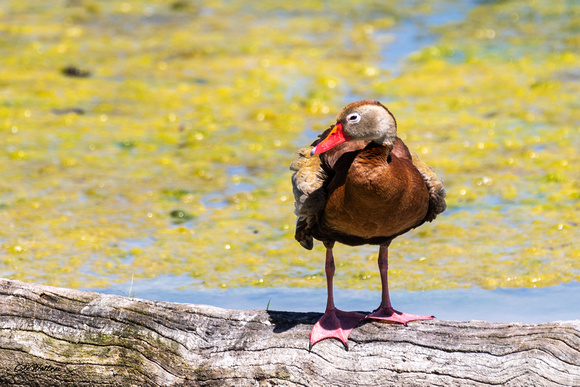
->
<box><xmin>338</xmin><ymin>103</ymin><xmax>397</xmax><ymax>148</ymax></box>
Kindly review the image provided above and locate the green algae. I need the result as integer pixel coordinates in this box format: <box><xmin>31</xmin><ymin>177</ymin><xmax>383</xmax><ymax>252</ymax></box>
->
<box><xmin>0</xmin><ymin>0</ymin><xmax>578</xmax><ymax>293</ymax></box>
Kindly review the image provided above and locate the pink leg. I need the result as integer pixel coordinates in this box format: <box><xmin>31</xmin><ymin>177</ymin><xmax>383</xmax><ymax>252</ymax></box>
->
<box><xmin>366</xmin><ymin>245</ymin><xmax>434</xmax><ymax>324</ymax></box>
<box><xmin>310</xmin><ymin>247</ymin><xmax>365</xmax><ymax>349</ymax></box>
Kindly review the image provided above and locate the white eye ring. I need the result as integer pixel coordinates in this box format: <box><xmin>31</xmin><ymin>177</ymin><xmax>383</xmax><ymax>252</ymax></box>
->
<box><xmin>347</xmin><ymin>113</ymin><xmax>361</xmax><ymax>123</ymax></box>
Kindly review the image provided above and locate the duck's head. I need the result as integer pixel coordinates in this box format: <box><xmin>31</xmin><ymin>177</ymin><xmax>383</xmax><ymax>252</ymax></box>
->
<box><xmin>311</xmin><ymin>100</ymin><xmax>397</xmax><ymax>155</ymax></box>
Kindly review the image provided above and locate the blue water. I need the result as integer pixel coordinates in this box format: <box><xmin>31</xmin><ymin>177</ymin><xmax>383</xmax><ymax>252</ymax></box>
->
<box><xmin>378</xmin><ymin>1</ymin><xmax>475</xmax><ymax>75</ymax></box>
<box><xmin>89</xmin><ymin>275</ymin><xmax>580</xmax><ymax>323</ymax></box>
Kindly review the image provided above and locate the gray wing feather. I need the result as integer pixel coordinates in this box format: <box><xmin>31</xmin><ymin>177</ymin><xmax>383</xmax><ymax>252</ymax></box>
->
<box><xmin>289</xmin><ymin>148</ymin><xmax>328</xmax><ymax>250</ymax></box>
<box><xmin>410</xmin><ymin>151</ymin><xmax>447</xmax><ymax>222</ymax></box>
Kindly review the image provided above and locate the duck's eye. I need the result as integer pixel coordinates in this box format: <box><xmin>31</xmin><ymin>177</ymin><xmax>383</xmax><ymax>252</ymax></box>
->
<box><xmin>347</xmin><ymin>113</ymin><xmax>361</xmax><ymax>123</ymax></box>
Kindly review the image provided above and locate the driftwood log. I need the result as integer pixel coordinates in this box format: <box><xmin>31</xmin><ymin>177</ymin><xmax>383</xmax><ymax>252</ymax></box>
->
<box><xmin>0</xmin><ymin>278</ymin><xmax>579</xmax><ymax>386</ymax></box>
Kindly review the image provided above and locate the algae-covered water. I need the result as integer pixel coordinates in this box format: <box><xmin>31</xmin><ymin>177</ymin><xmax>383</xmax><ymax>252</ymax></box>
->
<box><xmin>1</xmin><ymin>1</ymin><xmax>578</xmax><ymax>306</ymax></box>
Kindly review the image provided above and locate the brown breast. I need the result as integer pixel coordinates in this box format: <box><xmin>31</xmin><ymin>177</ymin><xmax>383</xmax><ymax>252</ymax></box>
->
<box><xmin>319</xmin><ymin>138</ymin><xmax>429</xmax><ymax>243</ymax></box>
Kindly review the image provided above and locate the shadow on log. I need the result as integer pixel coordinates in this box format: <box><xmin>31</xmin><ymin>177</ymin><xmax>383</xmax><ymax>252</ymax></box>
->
<box><xmin>0</xmin><ymin>278</ymin><xmax>579</xmax><ymax>386</ymax></box>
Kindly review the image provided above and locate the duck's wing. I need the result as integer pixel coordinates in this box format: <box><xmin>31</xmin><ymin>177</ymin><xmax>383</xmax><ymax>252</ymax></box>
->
<box><xmin>290</xmin><ymin>126</ymin><xmax>370</xmax><ymax>250</ymax></box>
<box><xmin>410</xmin><ymin>151</ymin><xmax>447</xmax><ymax>222</ymax></box>
<box><xmin>290</xmin><ymin>148</ymin><xmax>328</xmax><ymax>250</ymax></box>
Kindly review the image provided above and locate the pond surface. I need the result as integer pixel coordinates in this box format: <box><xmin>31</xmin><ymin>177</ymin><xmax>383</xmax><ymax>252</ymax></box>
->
<box><xmin>90</xmin><ymin>276</ymin><xmax>580</xmax><ymax>323</ymax></box>
<box><xmin>0</xmin><ymin>0</ymin><xmax>579</xmax><ymax>319</ymax></box>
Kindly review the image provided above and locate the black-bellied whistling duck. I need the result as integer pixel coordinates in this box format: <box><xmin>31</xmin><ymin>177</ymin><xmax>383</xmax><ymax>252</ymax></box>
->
<box><xmin>290</xmin><ymin>100</ymin><xmax>446</xmax><ymax>349</ymax></box>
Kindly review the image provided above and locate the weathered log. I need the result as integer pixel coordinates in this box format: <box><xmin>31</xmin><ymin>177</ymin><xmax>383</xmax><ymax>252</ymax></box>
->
<box><xmin>0</xmin><ymin>278</ymin><xmax>578</xmax><ymax>386</ymax></box>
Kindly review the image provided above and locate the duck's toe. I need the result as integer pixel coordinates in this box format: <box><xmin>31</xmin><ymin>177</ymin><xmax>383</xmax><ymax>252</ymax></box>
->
<box><xmin>309</xmin><ymin>309</ymin><xmax>366</xmax><ymax>350</ymax></box>
<box><xmin>366</xmin><ymin>306</ymin><xmax>434</xmax><ymax>325</ymax></box>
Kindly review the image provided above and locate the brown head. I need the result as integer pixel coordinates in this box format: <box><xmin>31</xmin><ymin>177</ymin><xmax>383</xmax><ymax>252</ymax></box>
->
<box><xmin>312</xmin><ymin>100</ymin><xmax>397</xmax><ymax>155</ymax></box>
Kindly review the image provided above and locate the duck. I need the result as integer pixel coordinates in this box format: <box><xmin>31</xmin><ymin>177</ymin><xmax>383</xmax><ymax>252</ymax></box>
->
<box><xmin>290</xmin><ymin>100</ymin><xmax>446</xmax><ymax>349</ymax></box>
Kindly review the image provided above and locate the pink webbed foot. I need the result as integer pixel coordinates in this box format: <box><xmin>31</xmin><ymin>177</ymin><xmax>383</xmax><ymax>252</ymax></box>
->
<box><xmin>366</xmin><ymin>306</ymin><xmax>434</xmax><ymax>325</ymax></box>
<box><xmin>310</xmin><ymin>309</ymin><xmax>366</xmax><ymax>350</ymax></box>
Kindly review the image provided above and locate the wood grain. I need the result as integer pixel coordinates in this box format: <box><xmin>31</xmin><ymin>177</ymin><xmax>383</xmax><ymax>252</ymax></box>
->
<box><xmin>0</xmin><ymin>278</ymin><xmax>578</xmax><ymax>386</ymax></box>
